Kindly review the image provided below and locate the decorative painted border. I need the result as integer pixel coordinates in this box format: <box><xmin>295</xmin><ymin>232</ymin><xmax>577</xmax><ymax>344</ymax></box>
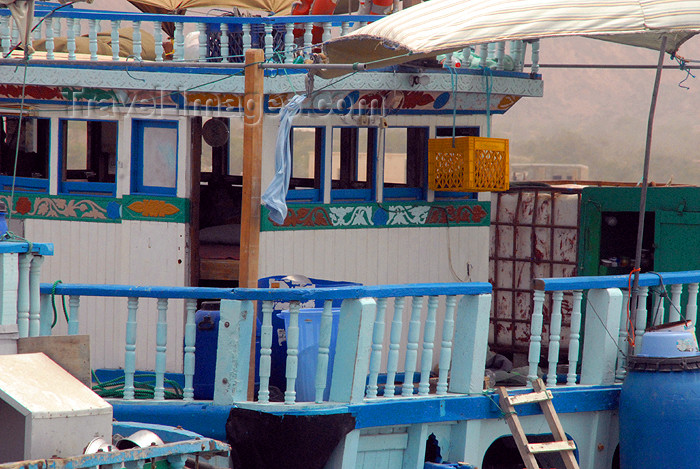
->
<box><xmin>260</xmin><ymin>201</ymin><xmax>490</xmax><ymax>231</ymax></box>
<box><xmin>0</xmin><ymin>192</ymin><xmax>189</xmax><ymax>223</ymax></box>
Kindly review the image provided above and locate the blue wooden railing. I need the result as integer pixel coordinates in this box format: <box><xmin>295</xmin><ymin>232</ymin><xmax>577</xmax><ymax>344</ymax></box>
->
<box><xmin>0</xmin><ymin>7</ymin><xmax>541</xmax><ymax>73</ymax></box>
<box><xmin>529</xmin><ymin>271</ymin><xmax>700</xmax><ymax>387</ymax></box>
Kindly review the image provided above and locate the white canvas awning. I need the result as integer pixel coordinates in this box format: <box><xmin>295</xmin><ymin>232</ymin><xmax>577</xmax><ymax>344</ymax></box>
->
<box><xmin>324</xmin><ymin>0</ymin><xmax>700</xmax><ymax>70</ymax></box>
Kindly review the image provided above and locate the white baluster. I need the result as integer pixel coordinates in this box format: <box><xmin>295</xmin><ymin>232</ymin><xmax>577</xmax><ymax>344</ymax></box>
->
<box><xmin>418</xmin><ymin>296</ymin><xmax>438</xmax><ymax>396</ymax></box>
<box><xmin>45</xmin><ymin>17</ymin><xmax>54</xmax><ymax>60</ymax></box>
<box><xmin>183</xmin><ymin>299</ymin><xmax>197</xmax><ymax>401</ymax></box>
<box><xmin>0</xmin><ymin>16</ymin><xmax>10</xmax><ymax>57</ymax></box>
<box><xmin>54</xmin><ymin>16</ymin><xmax>62</xmax><ymax>38</ymax></box>
<box><xmin>132</xmin><ymin>21</ymin><xmax>142</xmax><ymax>60</ymax></box>
<box><xmin>634</xmin><ymin>287</ymin><xmax>649</xmax><ymax>354</ymax></box>
<box><xmin>39</xmin><ymin>293</ymin><xmax>51</xmax><ymax>336</ymax></box>
<box><xmin>616</xmin><ymin>288</ymin><xmax>630</xmax><ymax>381</ymax></box>
<box><xmin>174</xmin><ymin>22</ymin><xmax>184</xmax><ymax>61</ymax></box>
<box><xmin>479</xmin><ymin>44</ymin><xmax>488</xmax><ymax>68</ymax></box>
<box><xmin>123</xmin><ymin>297</ymin><xmax>138</xmax><ymax>400</ymax></box>
<box><xmin>487</xmin><ymin>43</ymin><xmax>496</xmax><ymax>64</ymax></box>
<box><xmin>264</xmin><ymin>23</ymin><xmax>273</xmax><ymax>60</ymax></box>
<box><xmin>154</xmin><ymin>298</ymin><xmax>168</xmax><ymax>400</ymax></box>
<box><xmin>315</xmin><ymin>300</ymin><xmax>334</xmax><ymax>403</ymax></box>
<box><xmin>66</xmin><ymin>18</ymin><xmax>76</xmax><ymax>61</ymax></box>
<box><xmin>436</xmin><ymin>295</ymin><xmax>456</xmax><ymax>395</ymax></box>
<box><xmin>68</xmin><ymin>295</ymin><xmax>80</xmax><ymax>335</ymax></box>
<box><xmin>88</xmin><ymin>19</ymin><xmax>98</xmax><ymax>61</ymax></box>
<box><xmin>366</xmin><ymin>297</ymin><xmax>387</xmax><ymax>398</ymax></box>
<box><xmin>402</xmin><ymin>296</ymin><xmax>423</xmax><ymax>396</ymax></box>
<box><xmin>258</xmin><ymin>300</ymin><xmax>273</xmax><ymax>403</ymax></box>
<box><xmin>322</xmin><ymin>22</ymin><xmax>332</xmax><ymax>45</ymax></box>
<box><xmin>531</xmin><ymin>39</ymin><xmax>540</xmax><ymax>74</ymax></box>
<box><xmin>340</xmin><ymin>21</ymin><xmax>350</xmax><ymax>37</ymax></box>
<box><xmin>651</xmin><ymin>287</ymin><xmax>665</xmax><ymax>326</ymax></box>
<box><xmin>303</xmin><ymin>22</ymin><xmax>313</xmax><ymax>53</ymax></box>
<box><xmin>546</xmin><ymin>291</ymin><xmax>563</xmax><ymax>387</ymax></box>
<box><xmin>241</xmin><ymin>23</ymin><xmax>251</xmax><ymax>56</ymax></box>
<box><xmin>17</xmin><ymin>253</ymin><xmax>31</xmax><ymax>338</ymax></box>
<box><xmin>442</xmin><ymin>52</ymin><xmax>453</xmax><ymax>68</ymax></box>
<box><xmin>110</xmin><ymin>20</ymin><xmax>120</xmax><ymax>61</ymax></box>
<box><xmin>686</xmin><ymin>283</ymin><xmax>699</xmax><ymax>332</ymax></box>
<box><xmin>198</xmin><ymin>22</ymin><xmax>207</xmax><ymax>62</ymax></box>
<box><xmin>154</xmin><ymin>22</ymin><xmax>163</xmax><ymax>62</ymax></box>
<box><xmin>528</xmin><ymin>290</ymin><xmax>545</xmax><ymax>385</ymax></box>
<box><xmin>496</xmin><ymin>41</ymin><xmax>505</xmax><ymax>70</ymax></box>
<box><xmin>28</xmin><ymin>255</ymin><xmax>44</xmax><ymax>337</ymax></box>
<box><xmin>284</xmin><ymin>301</ymin><xmax>300</xmax><ymax>404</ymax></box>
<box><xmin>384</xmin><ymin>297</ymin><xmax>405</xmax><ymax>398</ymax></box>
<box><xmin>669</xmin><ymin>284</ymin><xmax>683</xmax><ymax>323</ymax></box>
<box><xmin>567</xmin><ymin>291</ymin><xmax>582</xmax><ymax>386</ymax></box>
<box><xmin>284</xmin><ymin>23</ymin><xmax>294</xmax><ymax>63</ymax></box>
<box><xmin>220</xmin><ymin>23</ymin><xmax>229</xmax><ymax>62</ymax></box>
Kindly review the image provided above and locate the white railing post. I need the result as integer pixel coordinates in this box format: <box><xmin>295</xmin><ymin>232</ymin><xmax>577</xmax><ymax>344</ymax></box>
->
<box><xmin>401</xmin><ymin>296</ymin><xmax>423</xmax><ymax>396</ymax></box>
<box><xmin>45</xmin><ymin>17</ymin><xmax>55</xmax><ymax>60</ymax></box>
<box><xmin>546</xmin><ymin>291</ymin><xmax>563</xmax><ymax>387</ymax></box>
<box><xmin>527</xmin><ymin>290</ymin><xmax>545</xmax><ymax>384</ymax></box>
<box><xmin>17</xmin><ymin>253</ymin><xmax>31</xmax><ymax>338</ymax></box>
<box><xmin>634</xmin><ymin>286</ymin><xmax>649</xmax><ymax>354</ymax></box>
<box><xmin>0</xmin><ymin>252</ymin><xmax>18</xmax><ymax>326</ymax></box>
<box><xmin>39</xmin><ymin>293</ymin><xmax>52</xmax><ymax>335</ymax></box>
<box><xmin>0</xmin><ymin>16</ymin><xmax>10</xmax><ymax>57</ymax></box>
<box><xmin>28</xmin><ymin>255</ymin><xmax>44</xmax><ymax>337</ymax></box>
<box><xmin>669</xmin><ymin>283</ymin><xmax>683</xmax><ymax>323</ymax></box>
<box><xmin>436</xmin><ymin>295</ymin><xmax>457</xmax><ymax>395</ymax></box>
<box><xmin>366</xmin><ymin>297</ymin><xmax>387</xmax><ymax>398</ymax></box>
<box><xmin>174</xmin><ymin>22</ymin><xmax>184</xmax><ymax>61</ymax></box>
<box><xmin>531</xmin><ymin>39</ymin><xmax>540</xmax><ymax>74</ymax></box>
<box><xmin>580</xmin><ymin>288</ymin><xmax>622</xmax><ymax>385</ymax></box>
<box><xmin>213</xmin><ymin>299</ymin><xmax>254</xmax><ymax>405</ymax></box>
<box><xmin>616</xmin><ymin>289</ymin><xmax>630</xmax><ymax>381</ymax></box>
<box><xmin>123</xmin><ymin>296</ymin><xmax>139</xmax><ymax>400</ymax></box>
<box><xmin>496</xmin><ymin>41</ymin><xmax>505</xmax><ymax>70</ymax></box>
<box><xmin>567</xmin><ymin>290</ymin><xmax>583</xmax><ymax>385</ymax></box>
<box><xmin>88</xmin><ymin>19</ymin><xmax>98</xmax><ymax>61</ymax></box>
<box><xmin>687</xmin><ymin>283</ymin><xmax>699</xmax><ymax>331</ymax></box>
<box><xmin>68</xmin><ymin>295</ymin><xmax>80</xmax><ymax>335</ymax></box>
<box><xmin>66</xmin><ymin>17</ymin><xmax>76</xmax><ymax>60</ymax></box>
<box><xmin>241</xmin><ymin>23</ymin><xmax>251</xmax><ymax>55</ymax></box>
<box><xmin>220</xmin><ymin>23</ymin><xmax>229</xmax><ymax>62</ymax></box>
<box><xmin>111</xmin><ymin>20</ymin><xmax>120</xmax><ymax>61</ymax></box>
<box><xmin>448</xmin><ymin>294</ymin><xmax>491</xmax><ymax>394</ymax></box>
<box><xmin>315</xmin><ymin>299</ymin><xmax>334</xmax><ymax>403</ymax></box>
<box><xmin>284</xmin><ymin>300</ymin><xmax>300</xmax><ymax>404</ymax></box>
<box><xmin>384</xmin><ymin>297</ymin><xmax>405</xmax><ymax>398</ymax></box>
<box><xmin>418</xmin><ymin>296</ymin><xmax>438</xmax><ymax>396</ymax></box>
<box><xmin>154</xmin><ymin>22</ymin><xmax>163</xmax><ymax>62</ymax></box>
<box><xmin>284</xmin><ymin>23</ymin><xmax>294</xmax><ymax>63</ymax></box>
<box><xmin>329</xmin><ymin>298</ymin><xmax>377</xmax><ymax>404</ymax></box>
<box><xmin>183</xmin><ymin>298</ymin><xmax>197</xmax><ymax>401</ymax></box>
<box><xmin>257</xmin><ymin>299</ymin><xmax>273</xmax><ymax>403</ymax></box>
<box><xmin>303</xmin><ymin>22</ymin><xmax>313</xmax><ymax>52</ymax></box>
<box><xmin>154</xmin><ymin>298</ymin><xmax>168</xmax><ymax>400</ymax></box>
<box><xmin>263</xmin><ymin>23</ymin><xmax>273</xmax><ymax>60</ymax></box>
<box><xmin>198</xmin><ymin>22</ymin><xmax>207</xmax><ymax>62</ymax></box>
<box><xmin>132</xmin><ymin>21</ymin><xmax>142</xmax><ymax>60</ymax></box>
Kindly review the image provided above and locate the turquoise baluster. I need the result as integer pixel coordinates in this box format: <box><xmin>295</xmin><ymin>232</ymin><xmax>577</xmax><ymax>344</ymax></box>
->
<box><xmin>183</xmin><ymin>298</ymin><xmax>197</xmax><ymax>401</ymax></box>
<box><xmin>258</xmin><ymin>300</ymin><xmax>273</xmax><ymax>403</ymax></box>
<box><xmin>366</xmin><ymin>297</ymin><xmax>387</xmax><ymax>398</ymax></box>
<box><xmin>315</xmin><ymin>299</ymin><xmax>334</xmax><ymax>403</ymax></box>
<box><xmin>284</xmin><ymin>301</ymin><xmax>300</xmax><ymax>404</ymax></box>
<box><xmin>384</xmin><ymin>297</ymin><xmax>405</xmax><ymax>398</ymax></box>
<box><xmin>123</xmin><ymin>297</ymin><xmax>138</xmax><ymax>400</ymax></box>
<box><xmin>418</xmin><ymin>296</ymin><xmax>438</xmax><ymax>396</ymax></box>
<box><xmin>436</xmin><ymin>295</ymin><xmax>457</xmax><ymax>395</ymax></box>
<box><xmin>154</xmin><ymin>298</ymin><xmax>168</xmax><ymax>400</ymax></box>
<box><xmin>402</xmin><ymin>296</ymin><xmax>423</xmax><ymax>396</ymax></box>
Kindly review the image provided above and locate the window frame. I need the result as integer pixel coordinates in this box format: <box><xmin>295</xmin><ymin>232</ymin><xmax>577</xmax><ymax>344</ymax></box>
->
<box><xmin>285</xmin><ymin>126</ymin><xmax>325</xmax><ymax>203</ymax></box>
<box><xmin>0</xmin><ymin>115</ymin><xmax>50</xmax><ymax>193</ymax></box>
<box><xmin>131</xmin><ymin>119</ymin><xmax>179</xmax><ymax>197</ymax></box>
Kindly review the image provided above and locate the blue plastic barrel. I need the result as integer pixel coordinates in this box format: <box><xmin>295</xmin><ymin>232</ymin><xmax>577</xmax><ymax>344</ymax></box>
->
<box><xmin>193</xmin><ymin>301</ymin><xmax>220</xmax><ymax>400</ymax></box>
<box><xmin>620</xmin><ymin>353</ymin><xmax>700</xmax><ymax>467</ymax></box>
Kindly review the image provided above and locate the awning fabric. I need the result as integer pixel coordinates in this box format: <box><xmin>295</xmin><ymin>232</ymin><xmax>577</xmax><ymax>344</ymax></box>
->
<box><xmin>323</xmin><ymin>0</ymin><xmax>700</xmax><ymax>70</ymax></box>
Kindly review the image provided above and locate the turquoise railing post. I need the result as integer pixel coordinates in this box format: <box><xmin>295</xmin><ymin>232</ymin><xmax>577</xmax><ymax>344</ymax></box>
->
<box><xmin>88</xmin><ymin>19</ymin><xmax>98</xmax><ymax>61</ymax></box>
<box><xmin>448</xmin><ymin>293</ymin><xmax>491</xmax><ymax>394</ymax></box>
<box><xmin>580</xmin><ymin>288</ymin><xmax>622</xmax><ymax>385</ymax></box>
<box><xmin>221</xmin><ymin>23</ymin><xmax>229</xmax><ymax>62</ymax></box>
<box><xmin>154</xmin><ymin>298</ymin><xmax>168</xmax><ymax>400</ymax></box>
<box><xmin>669</xmin><ymin>283</ymin><xmax>682</xmax><ymax>322</ymax></box>
<box><xmin>616</xmin><ymin>289</ymin><xmax>631</xmax><ymax>381</ymax></box>
<box><xmin>546</xmin><ymin>291</ymin><xmax>563</xmax><ymax>387</ymax></box>
<box><xmin>17</xmin><ymin>253</ymin><xmax>31</xmax><ymax>338</ymax></box>
<box><xmin>531</xmin><ymin>39</ymin><xmax>540</xmax><ymax>74</ymax></box>
<box><xmin>154</xmin><ymin>21</ymin><xmax>163</xmax><ymax>61</ymax></box>
<box><xmin>241</xmin><ymin>23</ymin><xmax>251</xmax><ymax>54</ymax></box>
<box><xmin>39</xmin><ymin>293</ymin><xmax>52</xmax><ymax>335</ymax></box>
<box><xmin>436</xmin><ymin>295</ymin><xmax>457</xmax><ymax>395</ymax></box>
<box><xmin>110</xmin><ymin>20</ymin><xmax>120</xmax><ymax>61</ymax></box>
<box><xmin>0</xmin><ymin>253</ymin><xmax>17</xmax><ymax>326</ymax></box>
<box><xmin>183</xmin><ymin>298</ymin><xmax>197</xmax><ymax>401</ymax></box>
<box><xmin>401</xmin><ymin>296</ymin><xmax>423</xmax><ymax>396</ymax></box>
<box><xmin>132</xmin><ymin>21</ymin><xmax>142</xmax><ymax>60</ymax></box>
<box><xmin>28</xmin><ymin>255</ymin><xmax>44</xmax><ymax>337</ymax></box>
<box><xmin>174</xmin><ymin>22</ymin><xmax>184</xmax><ymax>61</ymax></box>
<box><xmin>567</xmin><ymin>290</ymin><xmax>583</xmax><ymax>386</ymax></box>
<box><xmin>329</xmin><ymin>298</ymin><xmax>377</xmax><ymax>404</ymax></box>
<box><xmin>123</xmin><ymin>296</ymin><xmax>139</xmax><ymax>400</ymax></box>
<box><xmin>68</xmin><ymin>295</ymin><xmax>80</xmax><ymax>335</ymax></box>
<box><xmin>257</xmin><ymin>299</ymin><xmax>273</xmax><ymax>403</ymax></box>
<box><xmin>66</xmin><ymin>17</ymin><xmax>76</xmax><ymax>60</ymax></box>
<box><xmin>315</xmin><ymin>299</ymin><xmax>334</xmax><ymax>403</ymax></box>
<box><xmin>418</xmin><ymin>295</ymin><xmax>438</xmax><ymax>396</ymax></box>
<box><xmin>383</xmin><ymin>297</ymin><xmax>405</xmax><ymax>398</ymax></box>
<box><xmin>213</xmin><ymin>299</ymin><xmax>254</xmax><ymax>405</ymax></box>
<box><xmin>687</xmin><ymin>283</ymin><xmax>699</xmax><ymax>331</ymax></box>
<box><xmin>528</xmin><ymin>289</ymin><xmax>545</xmax><ymax>384</ymax></box>
<box><xmin>284</xmin><ymin>300</ymin><xmax>300</xmax><ymax>404</ymax></box>
<box><xmin>633</xmin><ymin>286</ymin><xmax>649</xmax><ymax>354</ymax></box>
<box><xmin>197</xmin><ymin>22</ymin><xmax>207</xmax><ymax>61</ymax></box>
<box><xmin>263</xmin><ymin>23</ymin><xmax>273</xmax><ymax>60</ymax></box>
<box><xmin>284</xmin><ymin>23</ymin><xmax>294</xmax><ymax>63</ymax></box>
<box><xmin>0</xmin><ymin>16</ymin><xmax>9</xmax><ymax>57</ymax></box>
<box><xmin>365</xmin><ymin>297</ymin><xmax>388</xmax><ymax>398</ymax></box>
<box><xmin>45</xmin><ymin>17</ymin><xmax>55</xmax><ymax>60</ymax></box>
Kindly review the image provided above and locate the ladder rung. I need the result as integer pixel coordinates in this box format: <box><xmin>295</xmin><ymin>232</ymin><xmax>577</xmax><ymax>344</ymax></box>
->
<box><xmin>527</xmin><ymin>440</ymin><xmax>577</xmax><ymax>454</ymax></box>
<box><xmin>507</xmin><ymin>390</ymin><xmax>553</xmax><ymax>406</ymax></box>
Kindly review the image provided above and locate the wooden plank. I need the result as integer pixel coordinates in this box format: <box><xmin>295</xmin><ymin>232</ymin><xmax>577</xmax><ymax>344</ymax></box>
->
<box><xmin>496</xmin><ymin>386</ymin><xmax>541</xmax><ymax>469</ymax></box>
<box><xmin>199</xmin><ymin>259</ymin><xmax>239</xmax><ymax>281</ymax></box>
<box><xmin>507</xmin><ymin>389</ymin><xmax>553</xmax><ymax>406</ymax></box>
<box><xmin>18</xmin><ymin>335</ymin><xmax>91</xmax><ymax>387</ymax></box>
<box><xmin>527</xmin><ymin>440</ymin><xmax>577</xmax><ymax>454</ymax></box>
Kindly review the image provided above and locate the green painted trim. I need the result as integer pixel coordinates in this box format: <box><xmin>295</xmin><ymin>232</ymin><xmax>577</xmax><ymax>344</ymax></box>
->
<box><xmin>260</xmin><ymin>200</ymin><xmax>490</xmax><ymax>231</ymax></box>
<box><xmin>0</xmin><ymin>192</ymin><xmax>190</xmax><ymax>223</ymax></box>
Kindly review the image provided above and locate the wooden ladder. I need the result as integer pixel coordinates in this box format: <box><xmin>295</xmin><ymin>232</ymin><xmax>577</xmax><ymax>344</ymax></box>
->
<box><xmin>496</xmin><ymin>378</ymin><xmax>580</xmax><ymax>469</ymax></box>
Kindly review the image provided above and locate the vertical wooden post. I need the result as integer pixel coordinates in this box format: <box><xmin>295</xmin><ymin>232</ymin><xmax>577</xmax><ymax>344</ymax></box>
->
<box><xmin>241</xmin><ymin>49</ymin><xmax>264</xmax><ymax>399</ymax></box>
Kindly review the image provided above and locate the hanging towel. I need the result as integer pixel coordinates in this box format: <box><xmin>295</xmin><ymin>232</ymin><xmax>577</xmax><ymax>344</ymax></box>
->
<box><xmin>262</xmin><ymin>94</ymin><xmax>306</xmax><ymax>225</ymax></box>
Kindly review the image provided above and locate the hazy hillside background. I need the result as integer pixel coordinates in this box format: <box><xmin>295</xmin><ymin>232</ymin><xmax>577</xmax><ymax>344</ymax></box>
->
<box><xmin>80</xmin><ymin>1</ymin><xmax>700</xmax><ymax>185</ymax></box>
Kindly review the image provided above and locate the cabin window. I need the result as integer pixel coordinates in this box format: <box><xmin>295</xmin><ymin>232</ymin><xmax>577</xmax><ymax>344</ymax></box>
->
<box><xmin>286</xmin><ymin>126</ymin><xmax>324</xmax><ymax>203</ymax></box>
<box><xmin>59</xmin><ymin>119</ymin><xmax>117</xmax><ymax>196</ymax></box>
<box><xmin>131</xmin><ymin>119</ymin><xmax>178</xmax><ymax>196</ymax></box>
<box><xmin>382</xmin><ymin>127</ymin><xmax>427</xmax><ymax>200</ymax></box>
<box><xmin>0</xmin><ymin>116</ymin><xmax>50</xmax><ymax>192</ymax></box>
<box><xmin>331</xmin><ymin>127</ymin><xmax>375</xmax><ymax>201</ymax></box>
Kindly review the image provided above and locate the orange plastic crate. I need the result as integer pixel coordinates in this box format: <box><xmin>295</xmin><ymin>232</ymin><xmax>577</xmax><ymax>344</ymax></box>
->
<box><xmin>428</xmin><ymin>136</ymin><xmax>509</xmax><ymax>192</ymax></box>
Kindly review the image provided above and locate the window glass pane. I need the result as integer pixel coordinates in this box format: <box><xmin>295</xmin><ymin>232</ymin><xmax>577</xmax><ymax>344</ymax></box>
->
<box><xmin>229</xmin><ymin>118</ymin><xmax>243</xmax><ymax>176</ymax></box>
<box><xmin>291</xmin><ymin>128</ymin><xmax>316</xmax><ymax>179</ymax></box>
<box><xmin>0</xmin><ymin>116</ymin><xmax>49</xmax><ymax>179</ymax></box>
<box><xmin>384</xmin><ymin>128</ymin><xmax>407</xmax><ymax>184</ymax></box>
<box><xmin>66</xmin><ymin>120</ymin><xmax>88</xmax><ymax>172</ymax></box>
<box><xmin>142</xmin><ymin>126</ymin><xmax>177</xmax><ymax>188</ymax></box>
<box><xmin>61</xmin><ymin>120</ymin><xmax>117</xmax><ymax>185</ymax></box>
<box><xmin>357</xmin><ymin>129</ymin><xmax>368</xmax><ymax>183</ymax></box>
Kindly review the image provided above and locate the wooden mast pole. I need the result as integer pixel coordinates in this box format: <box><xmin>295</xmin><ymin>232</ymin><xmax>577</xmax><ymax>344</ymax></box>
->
<box><xmin>241</xmin><ymin>49</ymin><xmax>264</xmax><ymax>399</ymax></box>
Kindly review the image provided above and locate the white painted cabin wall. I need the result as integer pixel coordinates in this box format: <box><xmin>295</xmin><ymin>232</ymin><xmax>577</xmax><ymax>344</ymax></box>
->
<box><xmin>25</xmin><ymin>219</ymin><xmax>188</xmax><ymax>372</ymax></box>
